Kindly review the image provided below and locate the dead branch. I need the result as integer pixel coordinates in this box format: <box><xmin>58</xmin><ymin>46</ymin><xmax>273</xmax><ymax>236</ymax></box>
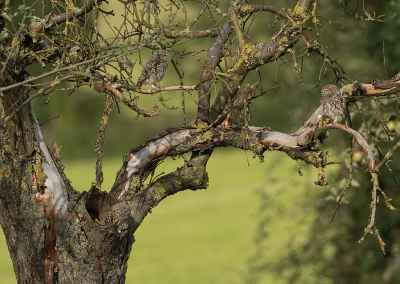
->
<box><xmin>26</xmin><ymin>0</ymin><xmax>107</xmax><ymax>33</ymax></box>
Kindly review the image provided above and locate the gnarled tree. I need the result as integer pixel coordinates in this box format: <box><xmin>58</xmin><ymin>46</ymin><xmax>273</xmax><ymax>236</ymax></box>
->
<box><xmin>0</xmin><ymin>0</ymin><xmax>399</xmax><ymax>283</ymax></box>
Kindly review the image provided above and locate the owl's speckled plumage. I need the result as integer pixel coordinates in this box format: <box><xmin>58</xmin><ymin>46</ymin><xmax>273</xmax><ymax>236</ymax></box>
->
<box><xmin>101</xmin><ymin>203</ymin><xmax>131</xmax><ymax>233</ymax></box>
<box><xmin>137</xmin><ymin>50</ymin><xmax>171</xmax><ymax>88</ymax></box>
<box><xmin>321</xmin><ymin>84</ymin><xmax>347</xmax><ymax>123</ymax></box>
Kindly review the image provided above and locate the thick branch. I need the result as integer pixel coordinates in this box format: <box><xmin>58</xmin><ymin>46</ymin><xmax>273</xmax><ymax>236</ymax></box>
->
<box><xmin>359</xmin><ymin>74</ymin><xmax>400</xmax><ymax>97</ymax></box>
<box><xmin>196</xmin><ymin>20</ymin><xmax>233</xmax><ymax>123</ymax></box>
<box><xmin>121</xmin><ymin>84</ymin><xmax>199</xmax><ymax>94</ymax></box>
<box><xmin>129</xmin><ymin>151</ymin><xmax>211</xmax><ymax>229</ymax></box>
<box><xmin>259</xmin><ymin>0</ymin><xmax>314</xmax><ymax>64</ymax></box>
<box><xmin>210</xmin><ymin>1</ymin><xmax>314</xmax><ymax>121</ymax></box>
<box><xmin>109</xmin><ymin>74</ymin><xmax>400</xmax><ymax>230</ymax></box>
<box><xmin>109</xmin><ymin>123</ymin><xmax>315</xmax><ymax>203</ymax></box>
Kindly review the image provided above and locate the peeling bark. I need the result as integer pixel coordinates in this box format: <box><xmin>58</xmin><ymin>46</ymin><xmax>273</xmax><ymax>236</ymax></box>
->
<box><xmin>0</xmin><ymin>84</ymin><xmax>134</xmax><ymax>283</ymax></box>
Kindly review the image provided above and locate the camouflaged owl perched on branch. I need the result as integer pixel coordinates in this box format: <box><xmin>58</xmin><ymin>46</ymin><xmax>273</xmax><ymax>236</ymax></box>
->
<box><xmin>321</xmin><ymin>84</ymin><xmax>347</xmax><ymax>124</ymax></box>
<box><xmin>136</xmin><ymin>50</ymin><xmax>171</xmax><ymax>88</ymax></box>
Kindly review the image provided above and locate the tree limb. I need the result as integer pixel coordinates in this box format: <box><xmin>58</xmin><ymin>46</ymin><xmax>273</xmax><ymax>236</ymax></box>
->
<box><xmin>108</xmin><ymin>75</ymin><xmax>400</xmax><ymax>230</ymax></box>
<box><xmin>196</xmin><ymin>20</ymin><xmax>233</xmax><ymax>123</ymax></box>
<box><xmin>26</xmin><ymin>0</ymin><xmax>107</xmax><ymax>33</ymax></box>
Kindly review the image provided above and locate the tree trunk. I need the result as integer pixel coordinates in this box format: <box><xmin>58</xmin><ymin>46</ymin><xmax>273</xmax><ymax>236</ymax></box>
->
<box><xmin>0</xmin><ymin>73</ymin><xmax>133</xmax><ymax>283</ymax></box>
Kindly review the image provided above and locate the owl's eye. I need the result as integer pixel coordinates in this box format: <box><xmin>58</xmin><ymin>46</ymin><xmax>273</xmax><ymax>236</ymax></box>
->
<box><xmin>115</xmin><ymin>211</ymin><xmax>121</xmax><ymax>215</ymax></box>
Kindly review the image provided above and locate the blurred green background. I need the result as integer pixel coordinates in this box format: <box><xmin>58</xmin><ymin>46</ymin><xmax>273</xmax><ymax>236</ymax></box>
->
<box><xmin>2</xmin><ymin>0</ymin><xmax>400</xmax><ymax>283</ymax></box>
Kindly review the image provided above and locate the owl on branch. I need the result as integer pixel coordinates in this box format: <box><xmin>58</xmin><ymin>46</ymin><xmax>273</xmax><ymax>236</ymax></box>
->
<box><xmin>321</xmin><ymin>84</ymin><xmax>347</xmax><ymax>124</ymax></box>
<box><xmin>136</xmin><ymin>50</ymin><xmax>171</xmax><ymax>88</ymax></box>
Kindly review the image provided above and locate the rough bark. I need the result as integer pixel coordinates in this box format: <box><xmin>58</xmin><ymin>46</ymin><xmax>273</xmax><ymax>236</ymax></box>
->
<box><xmin>0</xmin><ymin>70</ymin><xmax>134</xmax><ymax>282</ymax></box>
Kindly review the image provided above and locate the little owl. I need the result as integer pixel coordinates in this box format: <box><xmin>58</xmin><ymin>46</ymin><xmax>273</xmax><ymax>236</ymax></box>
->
<box><xmin>321</xmin><ymin>84</ymin><xmax>347</xmax><ymax>124</ymax></box>
<box><xmin>100</xmin><ymin>203</ymin><xmax>131</xmax><ymax>234</ymax></box>
<box><xmin>137</xmin><ymin>50</ymin><xmax>171</xmax><ymax>88</ymax></box>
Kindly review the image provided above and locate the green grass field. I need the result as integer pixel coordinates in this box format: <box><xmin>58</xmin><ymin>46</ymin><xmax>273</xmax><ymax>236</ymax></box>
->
<box><xmin>0</xmin><ymin>149</ymin><xmax>328</xmax><ymax>283</ymax></box>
